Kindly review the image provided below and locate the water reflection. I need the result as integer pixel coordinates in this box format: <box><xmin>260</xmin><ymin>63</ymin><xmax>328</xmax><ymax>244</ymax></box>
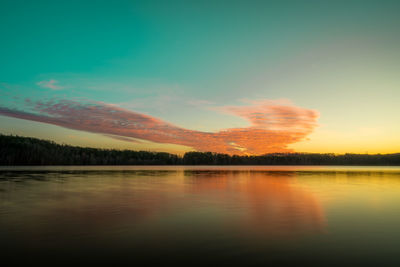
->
<box><xmin>185</xmin><ymin>171</ymin><xmax>326</xmax><ymax>238</ymax></box>
<box><xmin>1</xmin><ymin>167</ymin><xmax>400</xmax><ymax>265</ymax></box>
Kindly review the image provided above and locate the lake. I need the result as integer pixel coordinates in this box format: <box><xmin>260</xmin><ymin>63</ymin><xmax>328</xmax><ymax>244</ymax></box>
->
<box><xmin>1</xmin><ymin>166</ymin><xmax>400</xmax><ymax>266</ymax></box>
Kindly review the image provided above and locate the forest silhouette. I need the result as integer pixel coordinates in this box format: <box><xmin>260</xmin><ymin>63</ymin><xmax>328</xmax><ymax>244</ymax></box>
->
<box><xmin>0</xmin><ymin>134</ymin><xmax>399</xmax><ymax>166</ymax></box>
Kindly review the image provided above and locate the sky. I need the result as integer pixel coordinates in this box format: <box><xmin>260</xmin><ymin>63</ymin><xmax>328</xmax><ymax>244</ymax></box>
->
<box><xmin>0</xmin><ymin>0</ymin><xmax>399</xmax><ymax>155</ymax></box>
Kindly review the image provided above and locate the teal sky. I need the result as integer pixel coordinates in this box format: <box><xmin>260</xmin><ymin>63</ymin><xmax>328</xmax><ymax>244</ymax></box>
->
<box><xmin>1</xmin><ymin>0</ymin><xmax>400</xmax><ymax>154</ymax></box>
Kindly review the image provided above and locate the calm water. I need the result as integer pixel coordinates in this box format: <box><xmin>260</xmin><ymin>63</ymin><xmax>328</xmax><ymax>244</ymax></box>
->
<box><xmin>1</xmin><ymin>166</ymin><xmax>400</xmax><ymax>266</ymax></box>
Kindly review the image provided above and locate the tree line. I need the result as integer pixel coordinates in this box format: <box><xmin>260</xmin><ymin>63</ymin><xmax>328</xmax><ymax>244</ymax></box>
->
<box><xmin>1</xmin><ymin>134</ymin><xmax>399</xmax><ymax>165</ymax></box>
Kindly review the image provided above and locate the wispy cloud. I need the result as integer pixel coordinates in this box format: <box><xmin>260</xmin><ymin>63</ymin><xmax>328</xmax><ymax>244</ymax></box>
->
<box><xmin>36</xmin><ymin>80</ymin><xmax>63</xmax><ymax>90</ymax></box>
<box><xmin>216</xmin><ymin>99</ymin><xmax>319</xmax><ymax>132</ymax></box>
<box><xmin>0</xmin><ymin>98</ymin><xmax>319</xmax><ymax>155</ymax></box>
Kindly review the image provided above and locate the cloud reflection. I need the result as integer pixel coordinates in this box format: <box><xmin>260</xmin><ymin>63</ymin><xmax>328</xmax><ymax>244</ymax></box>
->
<box><xmin>185</xmin><ymin>170</ymin><xmax>326</xmax><ymax>237</ymax></box>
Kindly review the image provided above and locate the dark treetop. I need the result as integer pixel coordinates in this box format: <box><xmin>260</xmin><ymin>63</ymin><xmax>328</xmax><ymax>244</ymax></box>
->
<box><xmin>0</xmin><ymin>134</ymin><xmax>399</xmax><ymax>166</ymax></box>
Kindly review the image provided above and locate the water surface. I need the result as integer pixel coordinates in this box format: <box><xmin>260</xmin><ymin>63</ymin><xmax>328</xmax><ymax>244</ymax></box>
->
<box><xmin>1</xmin><ymin>166</ymin><xmax>400</xmax><ymax>265</ymax></box>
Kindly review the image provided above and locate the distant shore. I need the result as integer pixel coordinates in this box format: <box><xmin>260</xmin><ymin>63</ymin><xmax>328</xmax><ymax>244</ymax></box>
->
<box><xmin>1</xmin><ymin>134</ymin><xmax>399</xmax><ymax>166</ymax></box>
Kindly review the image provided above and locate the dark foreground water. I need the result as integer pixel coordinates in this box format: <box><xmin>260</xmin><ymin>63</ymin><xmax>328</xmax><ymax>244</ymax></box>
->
<box><xmin>1</xmin><ymin>166</ymin><xmax>400</xmax><ymax>266</ymax></box>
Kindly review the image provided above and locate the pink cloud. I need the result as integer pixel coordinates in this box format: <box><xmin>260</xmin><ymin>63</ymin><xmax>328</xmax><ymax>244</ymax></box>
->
<box><xmin>0</xmin><ymin>99</ymin><xmax>319</xmax><ymax>155</ymax></box>
<box><xmin>218</xmin><ymin>99</ymin><xmax>319</xmax><ymax>132</ymax></box>
<box><xmin>36</xmin><ymin>80</ymin><xmax>63</xmax><ymax>90</ymax></box>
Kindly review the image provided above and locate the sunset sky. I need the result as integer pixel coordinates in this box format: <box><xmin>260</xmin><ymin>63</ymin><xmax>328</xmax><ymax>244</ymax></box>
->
<box><xmin>1</xmin><ymin>0</ymin><xmax>399</xmax><ymax>155</ymax></box>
